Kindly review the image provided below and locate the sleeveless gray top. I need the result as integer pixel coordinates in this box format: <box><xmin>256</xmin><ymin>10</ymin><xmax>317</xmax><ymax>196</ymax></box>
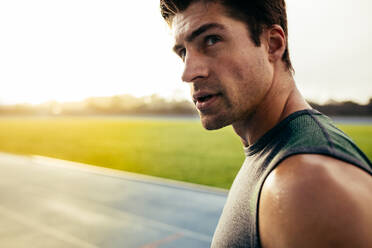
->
<box><xmin>211</xmin><ymin>109</ymin><xmax>372</xmax><ymax>248</ymax></box>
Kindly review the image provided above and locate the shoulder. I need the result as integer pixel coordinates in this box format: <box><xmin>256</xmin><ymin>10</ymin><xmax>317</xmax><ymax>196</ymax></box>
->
<box><xmin>259</xmin><ymin>154</ymin><xmax>372</xmax><ymax>248</ymax></box>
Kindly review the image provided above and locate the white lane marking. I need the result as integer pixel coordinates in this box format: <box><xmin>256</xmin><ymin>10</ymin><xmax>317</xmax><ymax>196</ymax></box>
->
<box><xmin>0</xmin><ymin>204</ymin><xmax>99</xmax><ymax>248</ymax></box>
<box><xmin>45</xmin><ymin>199</ymin><xmax>109</xmax><ymax>225</ymax></box>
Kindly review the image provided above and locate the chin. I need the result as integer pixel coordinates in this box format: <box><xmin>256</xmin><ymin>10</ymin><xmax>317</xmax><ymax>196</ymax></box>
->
<box><xmin>200</xmin><ymin>113</ymin><xmax>232</xmax><ymax>130</ymax></box>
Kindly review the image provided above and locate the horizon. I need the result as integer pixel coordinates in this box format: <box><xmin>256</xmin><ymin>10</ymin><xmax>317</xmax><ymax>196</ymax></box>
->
<box><xmin>2</xmin><ymin>91</ymin><xmax>370</xmax><ymax>106</ymax></box>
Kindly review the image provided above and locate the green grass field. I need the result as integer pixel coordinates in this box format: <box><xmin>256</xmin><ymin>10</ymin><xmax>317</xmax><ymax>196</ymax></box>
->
<box><xmin>0</xmin><ymin>117</ymin><xmax>371</xmax><ymax>189</ymax></box>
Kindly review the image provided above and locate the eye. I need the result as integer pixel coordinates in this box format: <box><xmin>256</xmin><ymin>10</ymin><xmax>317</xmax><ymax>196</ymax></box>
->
<box><xmin>178</xmin><ymin>48</ymin><xmax>186</xmax><ymax>61</ymax></box>
<box><xmin>205</xmin><ymin>35</ymin><xmax>221</xmax><ymax>46</ymax></box>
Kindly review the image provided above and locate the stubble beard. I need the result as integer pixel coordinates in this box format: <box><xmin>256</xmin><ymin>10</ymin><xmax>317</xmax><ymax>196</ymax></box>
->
<box><xmin>198</xmin><ymin>95</ymin><xmax>235</xmax><ymax>130</ymax></box>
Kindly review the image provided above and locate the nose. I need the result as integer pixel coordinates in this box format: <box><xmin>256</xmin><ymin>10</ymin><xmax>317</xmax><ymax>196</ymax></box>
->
<box><xmin>181</xmin><ymin>51</ymin><xmax>209</xmax><ymax>83</ymax></box>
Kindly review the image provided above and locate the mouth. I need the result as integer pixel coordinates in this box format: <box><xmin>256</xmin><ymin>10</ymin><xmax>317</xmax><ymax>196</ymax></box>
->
<box><xmin>196</xmin><ymin>94</ymin><xmax>214</xmax><ymax>102</ymax></box>
<box><xmin>193</xmin><ymin>92</ymin><xmax>222</xmax><ymax>111</ymax></box>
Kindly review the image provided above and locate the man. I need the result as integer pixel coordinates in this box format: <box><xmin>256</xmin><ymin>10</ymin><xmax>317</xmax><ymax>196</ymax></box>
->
<box><xmin>160</xmin><ymin>0</ymin><xmax>372</xmax><ymax>247</ymax></box>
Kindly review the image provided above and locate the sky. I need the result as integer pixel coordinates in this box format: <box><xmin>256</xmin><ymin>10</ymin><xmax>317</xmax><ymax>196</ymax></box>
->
<box><xmin>0</xmin><ymin>0</ymin><xmax>371</xmax><ymax>105</ymax></box>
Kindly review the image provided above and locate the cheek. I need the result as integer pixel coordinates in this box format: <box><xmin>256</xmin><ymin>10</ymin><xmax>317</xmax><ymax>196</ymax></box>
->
<box><xmin>214</xmin><ymin>56</ymin><xmax>247</xmax><ymax>88</ymax></box>
<box><xmin>219</xmin><ymin>50</ymin><xmax>262</xmax><ymax>83</ymax></box>
<box><xmin>225</xmin><ymin>58</ymin><xmax>272</xmax><ymax>105</ymax></box>
<box><xmin>213</xmin><ymin>49</ymin><xmax>272</xmax><ymax>97</ymax></box>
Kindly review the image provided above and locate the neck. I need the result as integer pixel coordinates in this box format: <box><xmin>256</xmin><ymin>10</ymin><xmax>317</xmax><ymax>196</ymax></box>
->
<box><xmin>232</xmin><ymin>70</ymin><xmax>311</xmax><ymax>147</ymax></box>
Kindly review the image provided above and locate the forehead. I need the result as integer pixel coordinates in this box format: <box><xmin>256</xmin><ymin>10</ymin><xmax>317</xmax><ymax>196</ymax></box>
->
<box><xmin>172</xmin><ymin>2</ymin><xmax>228</xmax><ymax>42</ymax></box>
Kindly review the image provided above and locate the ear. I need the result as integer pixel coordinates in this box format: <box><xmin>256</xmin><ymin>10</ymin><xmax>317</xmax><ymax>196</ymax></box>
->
<box><xmin>266</xmin><ymin>24</ymin><xmax>286</xmax><ymax>63</ymax></box>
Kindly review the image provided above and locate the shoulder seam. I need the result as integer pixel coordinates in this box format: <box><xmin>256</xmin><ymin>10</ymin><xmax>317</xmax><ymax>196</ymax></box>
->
<box><xmin>308</xmin><ymin>112</ymin><xmax>334</xmax><ymax>151</ymax></box>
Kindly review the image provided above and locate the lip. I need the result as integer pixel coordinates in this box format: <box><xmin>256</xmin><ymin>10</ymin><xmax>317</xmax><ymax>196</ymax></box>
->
<box><xmin>193</xmin><ymin>92</ymin><xmax>221</xmax><ymax>111</ymax></box>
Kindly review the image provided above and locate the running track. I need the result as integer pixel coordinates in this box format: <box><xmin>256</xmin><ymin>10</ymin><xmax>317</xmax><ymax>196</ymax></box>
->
<box><xmin>0</xmin><ymin>153</ymin><xmax>227</xmax><ymax>247</ymax></box>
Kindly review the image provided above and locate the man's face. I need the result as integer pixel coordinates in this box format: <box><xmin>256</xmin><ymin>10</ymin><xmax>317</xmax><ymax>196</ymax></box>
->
<box><xmin>172</xmin><ymin>2</ymin><xmax>274</xmax><ymax>130</ymax></box>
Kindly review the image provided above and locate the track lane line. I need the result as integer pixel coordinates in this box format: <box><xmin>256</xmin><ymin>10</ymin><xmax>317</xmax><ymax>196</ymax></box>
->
<box><xmin>0</xmin><ymin>204</ymin><xmax>99</xmax><ymax>248</ymax></box>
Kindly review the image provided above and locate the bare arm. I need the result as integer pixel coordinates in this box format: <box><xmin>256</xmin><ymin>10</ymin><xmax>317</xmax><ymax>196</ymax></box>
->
<box><xmin>259</xmin><ymin>154</ymin><xmax>372</xmax><ymax>248</ymax></box>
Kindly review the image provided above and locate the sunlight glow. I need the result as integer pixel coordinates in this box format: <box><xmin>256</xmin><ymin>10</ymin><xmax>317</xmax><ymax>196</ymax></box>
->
<box><xmin>0</xmin><ymin>0</ymin><xmax>371</xmax><ymax>105</ymax></box>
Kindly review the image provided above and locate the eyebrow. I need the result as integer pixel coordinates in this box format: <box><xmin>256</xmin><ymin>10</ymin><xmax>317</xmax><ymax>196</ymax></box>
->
<box><xmin>173</xmin><ymin>23</ymin><xmax>225</xmax><ymax>53</ymax></box>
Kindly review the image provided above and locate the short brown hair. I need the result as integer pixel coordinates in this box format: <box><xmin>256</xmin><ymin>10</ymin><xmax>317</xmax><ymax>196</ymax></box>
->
<box><xmin>160</xmin><ymin>0</ymin><xmax>293</xmax><ymax>73</ymax></box>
